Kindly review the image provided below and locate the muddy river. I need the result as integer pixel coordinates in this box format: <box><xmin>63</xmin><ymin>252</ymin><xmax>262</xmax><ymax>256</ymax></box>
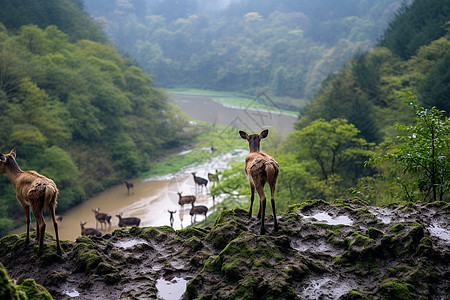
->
<box><xmin>11</xmin><ymin>94</ymin><xmax>298</xmax><ymax>241</ymax></box>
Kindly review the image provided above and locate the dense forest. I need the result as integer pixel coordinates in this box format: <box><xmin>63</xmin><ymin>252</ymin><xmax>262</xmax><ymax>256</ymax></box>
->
<box><xmin>211</xmin><ymin>0</ymin><xmax>449</xmax><ymax>214</ymax></box>
<box><xmin>0</xmin><ymin>0</ymin><xmax>193</xmax><ymax>236</ymax></box>
<box><xmin>83</xmin><ymin>0</ymin><xmax>406</xmax><ymax>103</ymax></box>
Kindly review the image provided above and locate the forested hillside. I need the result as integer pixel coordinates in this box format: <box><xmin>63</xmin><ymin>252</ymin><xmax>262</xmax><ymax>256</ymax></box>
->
<box><xmin>212</xmin><ymin>0</ymin><xmax>449</xmax><ymax>213</ymax></box>
<box><xmin>0</xmin><ymin>0</ymin><xmax>192</xmax><ymax>236</ymax></box>
<box><xmin>83</xmin><ymin>0</ymin><xmax>405</xmax><ymax>102</ymax></box>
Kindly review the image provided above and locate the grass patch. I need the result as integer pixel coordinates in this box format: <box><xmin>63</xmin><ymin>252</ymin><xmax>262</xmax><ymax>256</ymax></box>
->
<box><xmin>139</xmin><ymin>121</ymin><xmax>244</xmax><ymax>177</ymax></box>
<box><xmin>167</xmin><ymin>88</ymin><xmax>304</xmax><ymax>116</ymax></box>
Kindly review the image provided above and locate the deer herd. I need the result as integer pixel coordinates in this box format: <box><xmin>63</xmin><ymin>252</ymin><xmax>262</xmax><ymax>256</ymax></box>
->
<box><xmin>0</xmin><ymin>129</ymin><xmax>279</xmax><ymax>255</ymax></box>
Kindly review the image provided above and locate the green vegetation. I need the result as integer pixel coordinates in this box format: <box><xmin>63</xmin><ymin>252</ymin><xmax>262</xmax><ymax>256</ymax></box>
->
<box><xmin>210</xmin><ymin>0</ymin><xmax>450</xmax><ymax>211</ymax></box>
<box><xmin>84</xmin><ymin>0</ymin><xmax>405</xmax><ymax>99</ymax></box>
<box><xmin>0</xmin><ymin>6</ymin><xmax>194</xmax><ymax>236</ymax></box>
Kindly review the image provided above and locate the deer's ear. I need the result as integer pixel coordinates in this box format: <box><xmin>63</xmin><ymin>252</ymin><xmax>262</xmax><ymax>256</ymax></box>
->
<box><xmin>260</xmin><ymin>129</ymin><xmax>269</xmax><ymax>139</ymax></box>
<box><xmin>10</xmin><ymin>148</ymin><xmax>16</xmax><ymax>158</ymax></box>
<box><xmin>0</xmin><ymin>153</ymin><xmax>5</xmax><ymax>163</ymax></box>
<box><xmin>239</xmin><ymin>131</ymin><xmax>248</xmax><ymax>140</ymax></box>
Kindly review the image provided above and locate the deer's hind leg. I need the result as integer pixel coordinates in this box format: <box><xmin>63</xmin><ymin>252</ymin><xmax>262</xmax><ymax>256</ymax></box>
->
<box><xmin>48</xmin><ymin>192</ymin><xmax>62</xmax><ymax>255</ymax></box>
<box><xmin>255</xmin><ymin>183</ymin><xmax>267</xmax><ymax>235</ymax></box>
<box><xmin>248</xmin><ymin>183</ymin><xmax>255</xmax><ymax>218</ymax></box>
<box><xmin>31</xmin><ymin>205</ymin><xmax>46</xmax><ymax>256</ymax></box>
<box><xmin>269</xmin><ymin>180</ymin><xmax>278</xmax><ymax>232</ymax></box>
<box><xmin>21</xmin><ymin>204</ymin><xmax>31</xmax><ymax>244</ymax></box>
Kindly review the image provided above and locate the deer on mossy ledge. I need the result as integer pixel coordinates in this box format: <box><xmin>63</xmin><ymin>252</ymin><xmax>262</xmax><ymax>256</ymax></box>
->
<box><xmin>239</xmin><ymin>129</ymin><xmax>279</xmax><ymax>234</ymax></box>
<box><xmin>0</xmin><ymin>148</ymin><xmax>62</xmax><ymax>256</ymax></box>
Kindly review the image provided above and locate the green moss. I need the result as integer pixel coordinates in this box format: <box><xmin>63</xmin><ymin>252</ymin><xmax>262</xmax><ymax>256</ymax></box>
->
<box><xmin>0</xmin><ymin>263</ymin><xmax>24</xmax><ymax>300</ymax></box>
<box><xmin>341</xmin><ymin>289</ymin><xmax>366</xmax><ymax>299</ymax></box>
<box><xmin>298</xmin><ymin>199</ymin><xmax>329</xmax><ymax>211</ymax></box>
<box><xmin>18</xmin><ymin>279</ymin><xmax>52</xmax><ymax>300</ymax></box>
<box><xmin>96</xmin><ymin>262</ymin><xmax>119</xmax><ymax>275</ymax></box>
<box><xmin>367</xmin><ymin>227</ymin><xmax>383</xmax><ymax>239</ymax></box>
<box><xmin>43</xmin><ymin>271</ymin><xmax>67</xmax><ymax>287</ymax></box>
<box><xmin>379</xmin><ymin>279</ymin><xmax>417</xmax><ymax>299</ymax></box>
<box><xmin>0</xmin><ymin>235</ymin><xmax>23</xmax><ymax>256</ymax></box>
<box><xmin>177</xmin><ymin>227</ymin><xmax>208</xmax><ymax>239</ymax></box>
<box><xmin>76</xmin><ymin>249</ymin><xmax>103</xmax><ymax>272</ymax></box>
<box><xmin>182</xmin><ymin>236</ymin><xmax>203</xmax><ymax>252</ymax></box>
<box><xmin>140</xmin><ymin>226</ymin><xmax>174</xmax><ymax>242</ymax></box>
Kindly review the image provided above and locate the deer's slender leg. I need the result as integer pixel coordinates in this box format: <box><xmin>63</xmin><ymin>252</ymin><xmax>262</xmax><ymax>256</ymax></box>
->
<box><xmin>49</xmin><ymin>204</ymin><xmax>62</xmax><ymax>255</ymax></box>
<box><xmin>269</xmin><ymin>182</ymin><xmax>278</xmax><ymax>231</ymax></box>
<box><xmin>248</xmin><ymin>183</ymin><xmax>255</xmax><ymax>217</ymax></box>
<box><xmin>23</xmin><ymin>205</ymin><xmax>30</xmax><ymax>244</ymax></box>
<box><xmin>256</xmin><ymin>184</ymin><xmax>267</xmax><ymax>235</ymax></box>
<box><xmin>32</xmin><ymin>207</ymin><xmax>46</xmax><ymax>256</ymax></box>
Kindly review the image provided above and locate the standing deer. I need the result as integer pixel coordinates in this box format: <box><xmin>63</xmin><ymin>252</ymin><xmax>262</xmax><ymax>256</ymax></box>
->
<box><xmin>177</xmin><ymin>192</ymin><xmax>196</xmax><ymax>207</ymax></box>
<box><xmin>124</xmin><ymin>180</ymin><xmax>134</xmax><ymax>195</ymax></box>
<box><xmin>80</xmin><ymin>222</ymin><xmax>102</xmax><ymax>237</ymax></box>
<box><xmin>192</xmin><ymin>172</ymin><xmax>208</xmax><ymax>193</ymax></box>
<box><xmin>189</xmin><ymin>202</ymin><xmax>208</xmax><ymax>224</ymax></box>
<box><xmin>168</xmin><ymin>210</ymin><xmax>177</xmax><ymax>228</ymax></box>
<box><xmin>239</xmin><ymin>129</ymin><xmax>279</xmax><ymax>234</ymax></box>
<box><xmin>116</xmin><ymin>213</ymin><xmax>141</xmax><ymax>227</ymax></box>
<box><xmin>0</xmin><ymin>148</ymin><xmax>62</xmax><ymax>256</ymax></box>
<box><xmin>208</xmin><ymin>170</ymin><xmax>220</xmax><ymax>186</ymax></box>
<box><xmin>92</xmin><ymin>208</ymin><xmax>111</xmax><ymax>230</ymax></box>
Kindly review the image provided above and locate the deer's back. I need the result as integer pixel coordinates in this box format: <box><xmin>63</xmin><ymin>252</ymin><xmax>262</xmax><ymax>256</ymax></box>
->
<box><xmin>16</xmin><ymin>171</ymin><xmax>58</xmax><ymax>205</ymax></box>
<box><xmin>245</xmin><ymin>152</ymin><xmax>279</xmax><ymax>183</ymax></box>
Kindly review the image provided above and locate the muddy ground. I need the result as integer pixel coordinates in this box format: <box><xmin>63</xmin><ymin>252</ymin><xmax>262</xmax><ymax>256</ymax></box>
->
<box><xmin>1</xmin><ymin>199</ymin><xmax>449</xmax><ymax>299</ymax></box>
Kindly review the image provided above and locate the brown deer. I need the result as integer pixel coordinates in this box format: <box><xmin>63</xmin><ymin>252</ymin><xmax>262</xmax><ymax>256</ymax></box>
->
<box><xmin>191</xmin><ymin>172</ymin><xmax>208</xmax><ymax>193</ymax></box>
<box><xmin>239</xmin><ymin>129</ymin><xmax>279</xmax><ymax>234</ymax></box>
<box><xmin>124</xmin><ymin>180</ymin><xmax>134</xmax><ymax>195</ymax></box>
<box><xmin>0</xmin><ymin>148</ymin><xmax>62</xmax><ymax>255</ymax></box>
<box><xmin>92</xmin><ymin>208</ymin><xmax>111</xmax><ymax>230</ymax></box>
<box><xmin>177</xmin><ymin>192</ymin><xmax>196</xmax><ymax>207</ymax></box>
<box><xmin>168</xmin><ymin>210</ymin><xmax>177</xmax><ymax>228</ymax></box>
<box><xmin>189</xmin><ymin>202</ymin><xmax>208</xmax><ymax>224</ymax></box>
<box><xmin>116</xmin><ymin>213</ymin><xmax>141</xmax><ymax>227</ymax></box>
<box><xmin>80</xmin><ymin>222</ymin><xmax>101</xmax><ymax>237</ymax></box>
<box><xmin>207</xmin><ymin>170</ymin><xmax>220</xmax><ymax>186</ymax></box>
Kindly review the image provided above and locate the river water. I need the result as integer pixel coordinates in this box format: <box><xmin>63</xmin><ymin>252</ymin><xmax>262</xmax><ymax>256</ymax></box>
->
<box><xmin>11</xmin><ymin>94</ymin><xmax>298</xmax><ymax>241</ymax></box>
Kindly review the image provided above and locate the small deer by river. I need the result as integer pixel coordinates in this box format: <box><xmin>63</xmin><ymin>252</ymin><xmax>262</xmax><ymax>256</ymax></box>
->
<box><xmin>116</xmin><ymin>213</ymin><xmax>141</xmax><ymax>227</ymax></box>
<box><xmin>80</xmin><ymin>221</ymin><xmax>102</xmax><ymax>237</ymax></box>
<box><xmin>0</xmin><ymin>148</ymin><xmax>62</xmax><ymax>256</ymax></box>
<box><xmin>239</xmin><ymin>129</ymin><xmax>279</xmax><ymax>234</ymax></box>
<box><xmin>178</xmin><ymin>192</ymin><xmax>196</xmax><ymax>207</ymax></box>
<box><xmin>92</xmin><ymin>208</ymin><xmax>111</xmax><ymax>230</ymax></box>
<box><xmin>192</xmin><ymin>172</ymin><xmax>208</xmax><ymax>193</ymax></box>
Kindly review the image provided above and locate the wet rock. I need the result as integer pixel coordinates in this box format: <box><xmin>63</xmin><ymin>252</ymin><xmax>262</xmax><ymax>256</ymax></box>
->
<box><xmin>0</xmin><ymin>199</ymin><xmax>448</xmax><ymax>299</ymax></box>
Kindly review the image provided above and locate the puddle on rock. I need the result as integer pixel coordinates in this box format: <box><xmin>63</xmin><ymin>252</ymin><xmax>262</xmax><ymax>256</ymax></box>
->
<box><xmin>64</xmin><ymin>289</ymin><xmax>80</xmax><ymax>297</ymax></box>
<box><xmin>156</xmin><ymin>277</ymin><xmax>188</xmax><ymax>300</ymax></box>
<box><xmin>301</xmin><ymin>212</ymin><xmax>353</xmax><ymax>226</ymax></box>
<box><xmin>427</xmin><ymin>224</ymin><xmax>450</xmax><ymax>243</ymax></box>
<box><xmin>298</xmin><ymin>276</ymin><xmax>359</xmax><ymax>300</ymax></box>
<box><xmin>113</xmin><ymin>238</ymin><xmax>147</xmax><ymax>249</ymax></box>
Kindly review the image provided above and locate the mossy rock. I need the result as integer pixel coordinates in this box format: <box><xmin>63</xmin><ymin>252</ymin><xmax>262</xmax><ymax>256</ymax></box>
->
<box><xmin>178</xmin><ymin>227</ymin><xmax>208</xmax><ymax>240</ymax></box>
<box><xmin>0</xmin><ymin>263</ymin><xmax>25</xmax><ymax>300</ymax></box>
<box><xmin>340</xmin><ymin>289</ymin><xmax>366</xmax><ymax>299</ymax></box>
<box><xmin>290</xmin><ymin>199</ymin><xmax>329</xmax><ymax>213</ymax></box>
<box><xmin>367</xmin><ymin>227</ymin><xmax>383</xmax><ymax>239</ymax></box>
<box><xmin>96</xmin><ymin>262</ymin><xmax>119</xmax><ymax>275</ymax></box>
<box><xmin>75</xmin><ymin>248</ymin><xmax>103</xmax><ymax>272</ymax></box>
<box><xmin>206</xmin><ymin>209</ymin><xmax>249</xmax><ymax>249</ymax></box>
<box><xmin>140</xmin><ymin>226</ymin><xmax>175</xmax><ymax>242</ymax></box>
<box><xmin>18</xmin><ymin>279</ymin><xmax>52</xmax><ymax>300</ymax></box>
<box><xmin>381</xmin><ymin>222</ymin><xmax>424</xmax><ymax>256</ymax></box>
<box><xmin>379</xmin><ymin>279</ymin><xmax>417</xmax><ymax>300</ymax></box>
<box><xmin>182</xmin><ymin>236</ymin><xmax>204</xmax><ymax>252</ymax></box>
<box><xmin>44</xmin><ymin>270</ymin><xmax>67</xmax><ymax>287</ymax></box>
<box><xmin>0</xmin><ymin>234</ymin><xmax>26</xmax><ymax>256</ymax></box>
<box><xmin>189</xmin><ymin>232</ymin><xmax>308</xmax><ymax>299</ymax></box>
